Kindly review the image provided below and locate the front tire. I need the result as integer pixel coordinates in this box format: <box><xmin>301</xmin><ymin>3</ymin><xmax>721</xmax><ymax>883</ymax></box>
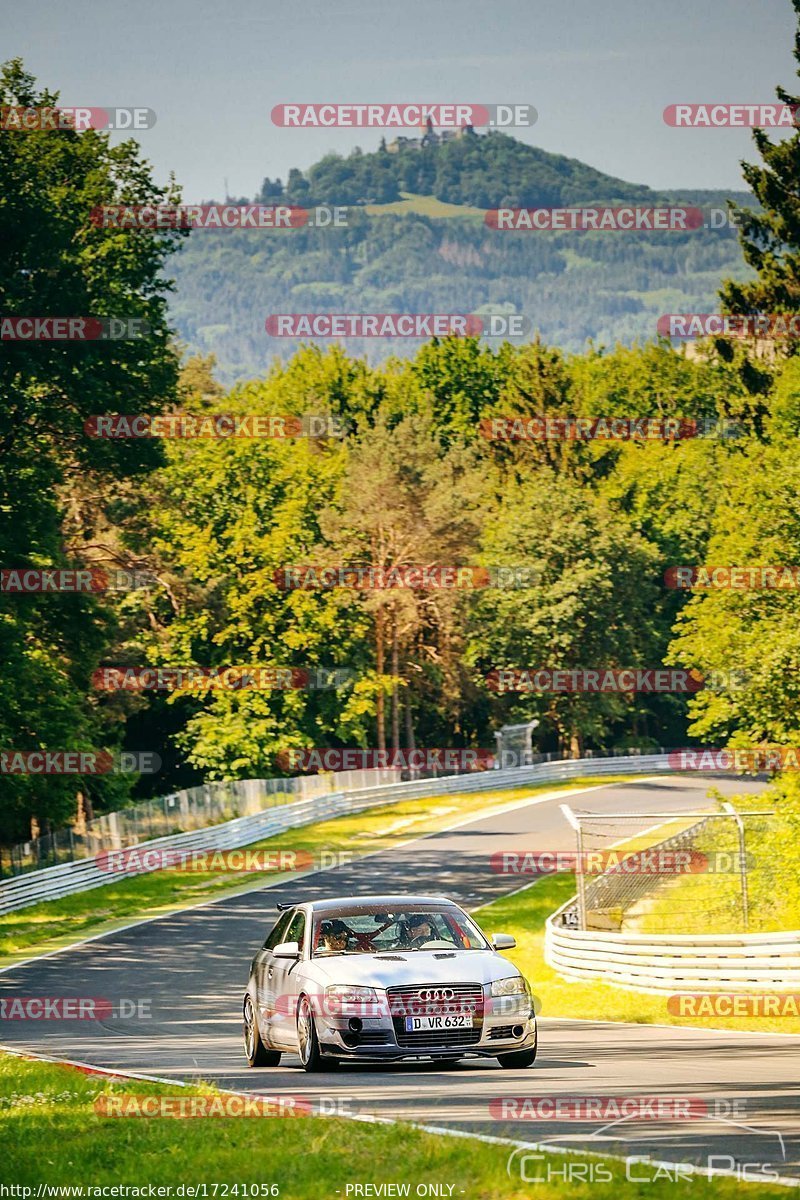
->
<box><xmin>297</xmin><ymin>995</ymin><xmax>334</xmax><ymax>1072</ymax></box>
<box><xmin>497</xmin><ymin>1045</ymin><xmax>537</xmax><ymax>1069</ymax></box>
<box><xmin>243</xmin><ymin>994</ymin><xmax>281</xmax><ymax>1068</ymax></box>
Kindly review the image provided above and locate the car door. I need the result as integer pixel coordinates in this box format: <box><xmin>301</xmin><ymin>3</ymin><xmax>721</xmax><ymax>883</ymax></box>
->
<box><xmin>254</xmin><ymin>909</ymin><xmax>293</xmax><ymax>1027</ymax></box>
<box><xmin>265</xmin><ymin>907</ymin><xmax>307</xmax><ymax>1049</ymax></box>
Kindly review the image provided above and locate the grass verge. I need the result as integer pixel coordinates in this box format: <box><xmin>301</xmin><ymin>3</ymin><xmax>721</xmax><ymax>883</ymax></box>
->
<box><xmin>363</xmin><ymin>191</ymin><xmax>486</xmax><ymax>219</ymax></box>
<box><xmin>0</xmin><ymin>776</ymin><xmax>635</xmax><ymax>965</ymax></box>
<box><xmin>0</xmin><ymin>1053</ymin><xmax>788</xmax><ymax>1196</ymax></box>
<box><xmin>475</xmin><ymin>874</ymin><xmax>800</xmax><ymax>1036</ymax></box>
<box><xmin>631</xmin><ymin>788</ymin><xmax>795</xmax><ymax>935</ymax></box>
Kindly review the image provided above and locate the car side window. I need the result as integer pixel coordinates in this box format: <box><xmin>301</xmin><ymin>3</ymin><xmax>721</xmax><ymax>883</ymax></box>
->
<box><xmin>264</xmin><ymin>910</ymin><xmax>293</xmax><ymax>950</ymax></box>
<box><xmin>286</xmin><ymin>910</ymin><xmax>306</xmax><ymax>955</ymax></box>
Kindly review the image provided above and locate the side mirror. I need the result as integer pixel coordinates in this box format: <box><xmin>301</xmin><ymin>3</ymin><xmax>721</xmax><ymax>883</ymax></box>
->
<box><xmin>273</xmin><ymin>940</ymin><xmax>300</xmax><ymax>959</ymax></box>
<box><xmin>491</xmin><ymin>932</ymin><xmax>516</xmax><ymax>950</ymax></box>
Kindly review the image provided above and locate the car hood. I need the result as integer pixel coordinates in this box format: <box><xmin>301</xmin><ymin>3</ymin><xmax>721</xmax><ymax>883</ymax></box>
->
<box><xmin>305</xmin><ymin>949</ymin><xmax>520</xmax><ymax>989</ymax></box>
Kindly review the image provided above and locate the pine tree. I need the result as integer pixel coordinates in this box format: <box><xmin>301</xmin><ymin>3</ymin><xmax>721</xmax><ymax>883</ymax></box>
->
<box><xmin>721</xmin><ymin>0</ymin><xmax>800</xmax><ymax>321</ymax></box>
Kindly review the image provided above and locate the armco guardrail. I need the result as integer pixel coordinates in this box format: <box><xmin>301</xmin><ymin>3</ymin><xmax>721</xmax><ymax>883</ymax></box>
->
<box><xmin>0</xmin><ymin>752</ymin><xmax>674</xmax><ymax>914</ymax></box>
<box><xmin>545</xmin><ymin>905</ymin><xmax>800</xmax><ymax>992</ymax></box>
<box><xmin>4</xmin><ymin>767</ymin><xmax>401</xmax><ymax>874</ymax></box>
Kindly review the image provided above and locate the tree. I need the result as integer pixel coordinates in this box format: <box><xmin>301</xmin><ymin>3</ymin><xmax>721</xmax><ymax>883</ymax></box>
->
<box><xmin>668</xmin><ymin>437</ymin><xmax>800</xmax><ymax>747</ymax></box>
<box><xmin>258</xmin><ymin>176</ymin><xmax>284</xmax><ymax>202</ymax></box>
<box><xmin>0</xmin><ymin>59</ymin><xmax>183</xmax><ymax>841</ymax></box>
<box><xmin>411</xmin><ymin>336</ymin><xmax>506</xmax><ymax>445</ymax></box>
<box><xmin>721</xmin><ymin>1</ymin><xmax>800</xmax><ymax>329</ymax></box>
<box><xmin>467</xmin><ymin>470</ymin><xmax>661</xmax><ymax>756</ymax></box>
<box><xmin>318</xmin><ymin>412</ymin><xmax>483</xmax><ymax>752</ymax></box>
<box><xmin>132</xmin><ymin>354</ymin><xmax>377</xmax><ymax>778</ymax></box>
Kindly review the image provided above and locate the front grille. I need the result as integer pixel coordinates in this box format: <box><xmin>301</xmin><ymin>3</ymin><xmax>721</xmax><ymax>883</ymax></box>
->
<box><xmin>387</xmin><ymin>982</ymin><xmax>484</xmax><ymax>1048</ymax></box>
<box><xmin>386</xmin><ymin>982</ymin><xmax>484</xmax><ymax>1016</ymax></box>
<box><xmin>394</xmin><ymin>1026</ymin><xmax>482</xmax><ymax>1048</ymax></box>
<box><xmin>355</xmin><ymin>1031</ymin><xmax>391</xmax><ymax>1045</ymax></box>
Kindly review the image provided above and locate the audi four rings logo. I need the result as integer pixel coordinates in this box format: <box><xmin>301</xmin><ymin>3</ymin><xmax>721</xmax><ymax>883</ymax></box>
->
<box><xmin>417</xmin><ymin>988</ymin><xmax>456</xmax><ymax>1001</ymax></box>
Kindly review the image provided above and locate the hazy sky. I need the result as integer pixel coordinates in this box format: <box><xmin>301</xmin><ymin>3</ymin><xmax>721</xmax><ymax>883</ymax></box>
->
<box><xmin>5</xmin><ymin>0</ymin><xmax>797</xmax><ymax>200</ymax></box>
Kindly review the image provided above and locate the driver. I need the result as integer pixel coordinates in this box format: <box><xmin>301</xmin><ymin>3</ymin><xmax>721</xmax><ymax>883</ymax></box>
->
<box><xmin>319</xmin><ymin>919</ymin><xmax>349</xmax><ymax>953</ymax></box>
<box><xmin>406</xmin><ymin>914</ymin><xmax>433</xmax><ymax>948</ymax></box>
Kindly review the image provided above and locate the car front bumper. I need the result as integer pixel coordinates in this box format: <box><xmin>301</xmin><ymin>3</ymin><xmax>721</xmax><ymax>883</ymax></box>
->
<box><xmin>316</xmin><ymin>994</ymin><xmax>537</xmax><ymax>1060</ymax></box>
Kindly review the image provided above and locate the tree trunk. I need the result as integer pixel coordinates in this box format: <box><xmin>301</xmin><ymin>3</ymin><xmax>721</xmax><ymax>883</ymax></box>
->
<box><xmin>376</xmin><ymin>605</ymin><xmax>386</xmax><ymax>751</ymax></box>
<box><xmin>569</xmin><ymin>729</ymin><xmax>583</xmax><ymax>759</ymax></box>
<box><xmin>404</xmin><ymin>690</ymin><xmax>416</xmax><ymax>752</ymax></box>
<box><xmin>391</xmin><ymin>612</ymin><xmax>400</xmax><ymax>755</ymax></box>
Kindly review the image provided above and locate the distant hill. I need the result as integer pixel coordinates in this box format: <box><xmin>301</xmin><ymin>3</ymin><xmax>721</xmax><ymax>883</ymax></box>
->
<box><xmin>262</xmin><ymin>130</ymin><xmax>661</xmax><ymax>209</ymax></box>
<box><xmin>168</xmin><ymin>132</ymin><xmax>755</xmax><ymax>382</ymax></box>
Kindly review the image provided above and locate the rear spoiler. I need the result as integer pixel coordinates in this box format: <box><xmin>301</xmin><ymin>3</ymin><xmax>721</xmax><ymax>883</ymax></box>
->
<box><xmin>275</xmin><ymin>900</ymin><xmax>294</xmax><ymax>911</ymax></box>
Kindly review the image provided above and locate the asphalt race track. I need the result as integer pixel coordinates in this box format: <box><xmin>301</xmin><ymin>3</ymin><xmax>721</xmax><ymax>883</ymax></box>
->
<box><xmin>2</xmin><ymin>774</ymin><xmax>799</xmax><ymax>1184</ymax></box>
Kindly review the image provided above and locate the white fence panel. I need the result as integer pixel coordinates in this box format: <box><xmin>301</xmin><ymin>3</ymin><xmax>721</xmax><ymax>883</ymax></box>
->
<box><xmin>545</xmin><ymin>902</ymin><xmax>800</xmax><ymax>992</ymax></box>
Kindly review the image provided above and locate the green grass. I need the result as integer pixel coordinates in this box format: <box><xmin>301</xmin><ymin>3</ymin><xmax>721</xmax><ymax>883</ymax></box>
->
<box><xmin>0</xmin><ymin>776</ymin><xmax>634</xmax><ymax>964</ymax></box>
<box><xmin>0</xmin><ymin>1054</ymin><xmax>788</xmax><ymax>1195</ymax></box>
<box><xmin>631</xmin><ymin>800</ymin><xmax>799</xmax><ymax>936</ymax></box>
<box><xmin>634</xmin><ymin>864</ymin><xmax>750</xmax><ymax>936</ymax></box>
<box><xmin>364</xmin><ymin>192</ymin><xmax>486</xmax><ymax>219</ymax></box>
<box><xmin>475</xmin><ymin>874</ymin><xmax>800</xmax><ymax>1035</ymax></box>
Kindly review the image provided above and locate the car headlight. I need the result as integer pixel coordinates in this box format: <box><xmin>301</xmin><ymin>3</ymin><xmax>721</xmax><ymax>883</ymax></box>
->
<box><xmin>325</xmin><ymin>985</ymin><xmax>378</xmax><ymax>1002</ymax></box>
<box><xmin>491</xmin><ymin>975</ymin><xmax>528</xmax><ymax>997</ymax></box>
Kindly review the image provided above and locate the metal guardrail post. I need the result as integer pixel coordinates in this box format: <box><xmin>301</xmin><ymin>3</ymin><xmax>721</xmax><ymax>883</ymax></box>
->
<box><xmin>722</xmin><ymin>801</ymin><xmax>750</xmax><ymax>931</ymax></box>
<box><xmin>575</xmin><ymin>824</ymin><xmax>586</xmax><ymax>931</ymax></box>
<box><xmin>560</xmin><ymin>804</ymin><xmax>586</xmax><ymax>930</ymax></box>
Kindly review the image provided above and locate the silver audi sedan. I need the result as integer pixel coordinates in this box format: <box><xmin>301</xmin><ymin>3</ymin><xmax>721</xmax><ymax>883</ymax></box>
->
<box><xmin>243</xmin><ymin>893</ymin><xmax>537</xmax><ymax>1071</ymax></box>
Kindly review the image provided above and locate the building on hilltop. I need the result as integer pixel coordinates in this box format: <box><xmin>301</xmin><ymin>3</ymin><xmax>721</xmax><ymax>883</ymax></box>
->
<box><xmin>386</xmin><ymin>117</ymin><xmax>478</xmax><ymax>153</ymax></box>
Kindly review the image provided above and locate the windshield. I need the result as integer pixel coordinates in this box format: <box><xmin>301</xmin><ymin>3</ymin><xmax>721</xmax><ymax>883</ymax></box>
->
<box><xmin>312</xmin><ymin>905</ymin><xmax>488</xmax><ymax>957</ymax></box>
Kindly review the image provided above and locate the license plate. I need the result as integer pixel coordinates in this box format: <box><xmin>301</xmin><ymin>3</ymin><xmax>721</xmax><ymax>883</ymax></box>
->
<box><xmin>404</xmin><ymin>1014</ymin><xmax>473</xmax><ymax>1032</ymax></box>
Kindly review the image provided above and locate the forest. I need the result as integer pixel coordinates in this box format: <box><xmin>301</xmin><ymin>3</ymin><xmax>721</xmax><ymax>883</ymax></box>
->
<box><xmin>2</xmin><ymin>52</ymin><xmax>800</xmax><ymax>847</ymax></box>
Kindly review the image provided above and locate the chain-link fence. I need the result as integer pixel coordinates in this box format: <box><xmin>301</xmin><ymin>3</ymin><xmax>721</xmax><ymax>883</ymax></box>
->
<box><xmin>559</xmin><ymin>802</ymin><xmax>774</xmax><ymax>934</ymax></box>
<box><xmin>0</xmin><ymin>768</ymin><xmax>397</xmax><ymax>876</ymax></box>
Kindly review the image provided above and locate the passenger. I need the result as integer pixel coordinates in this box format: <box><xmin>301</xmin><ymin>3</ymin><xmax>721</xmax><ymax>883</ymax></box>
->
<box><xmin>318</xmin><ymin>919</ymin><xmax>349</xmax><ymax>953</ymax></box>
